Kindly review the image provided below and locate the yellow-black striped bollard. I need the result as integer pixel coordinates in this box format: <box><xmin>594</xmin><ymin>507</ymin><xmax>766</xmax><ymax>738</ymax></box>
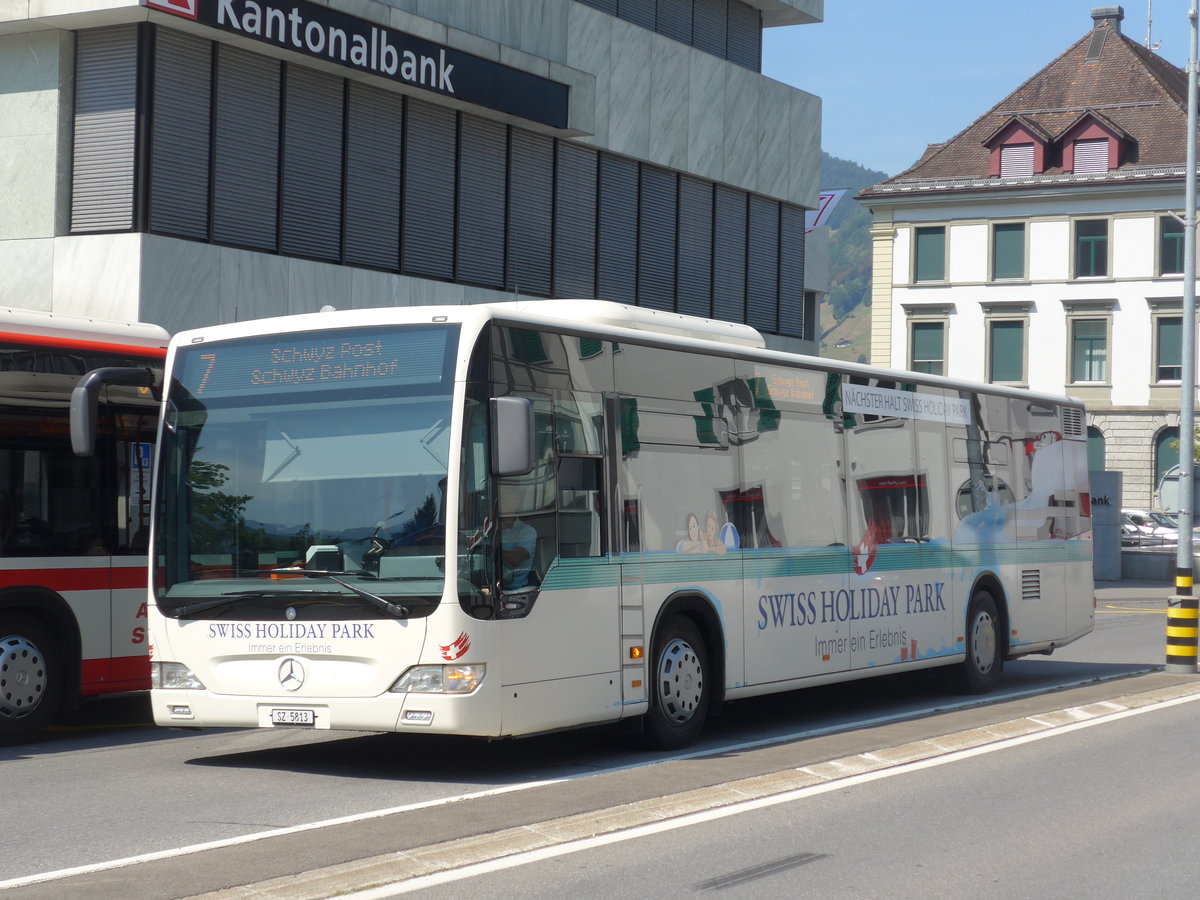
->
<box><xmin>1166</xmin><ymin>587</ymin><xmax>1199</xmax><ymax>673</ymax></box>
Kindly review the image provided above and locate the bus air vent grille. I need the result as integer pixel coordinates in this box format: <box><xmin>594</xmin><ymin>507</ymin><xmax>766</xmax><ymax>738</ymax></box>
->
<box><xmin>1021</xmin><ymin>569</ymin><xmax>1041</xmax><ymax>601</ymax></box>
<box><xmin>1060</xmin><ymin>407</ymin><xmax>1084</xmax><ymax>437</ymax></box>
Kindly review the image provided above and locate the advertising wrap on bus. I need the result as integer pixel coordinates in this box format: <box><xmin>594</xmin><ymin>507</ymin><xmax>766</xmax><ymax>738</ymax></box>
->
<box><xmin>75</xmin><ymin>301</ymin><xmax>1092</xmax><ymax>750</ymax></box>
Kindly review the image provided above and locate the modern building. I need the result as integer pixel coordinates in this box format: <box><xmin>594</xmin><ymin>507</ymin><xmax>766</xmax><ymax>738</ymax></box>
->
<box><xmin>860</xmin><ymin>5</ymin><xmax>1192</xmax><ymax>507</ymax></box>
<box><xmin>0</xmin><ymin>0</ymin><xmax>822</xmax><ymax>352</ymax></box>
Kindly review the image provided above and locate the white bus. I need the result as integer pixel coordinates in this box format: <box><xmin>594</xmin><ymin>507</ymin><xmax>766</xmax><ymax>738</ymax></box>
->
<box><xmin>0</xmin><ymin>307</ymin><xmax>167</xmax><ymax>744</ymax></box>
<box><xmin>75</xmin><ymin>301</ymin><xmax>1093</xmax><ymax>749</ymax></box>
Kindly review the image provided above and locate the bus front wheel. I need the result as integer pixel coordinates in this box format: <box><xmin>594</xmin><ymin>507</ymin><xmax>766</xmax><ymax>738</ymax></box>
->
<box><xmin>645</xmin><ymin>615</ymin><xmax>709</xmax><ymax>750</ymax></box>
<box><xmin>0</xmin><ymin>612</ymin><xmax>63</xmax><ymax>746</ymax></box>
<box><xmin>959</xmin><ymin>590</ymin><xmax>1002</xmax><ymax>693</ymax></box>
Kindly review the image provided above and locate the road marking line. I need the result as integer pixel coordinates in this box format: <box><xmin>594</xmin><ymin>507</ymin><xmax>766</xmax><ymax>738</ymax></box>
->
<box><xmin>0</xmin><ymin>672</ymin><xmax>1182</xmax><ymax>894</ymax></box>
<box><xmin>1098</xmin><ymin>604</ymin><xmax>1167</xmax><ymax>614</ymax></box>
<box><xmin>345</xmin><ymin>687</ymin><xmax>1200</xmax><ymax>898</ymax></box>
<box><xmin>182</xmin><ymin>680</ymin><xmax>1200</xmax><ymax>900</ymax></box>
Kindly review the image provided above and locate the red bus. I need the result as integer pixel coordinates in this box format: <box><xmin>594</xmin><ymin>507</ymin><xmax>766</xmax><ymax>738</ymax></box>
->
<box><xmin>0</xmin><ymin>307</ymin><xmax>167</xmax><ymax>744</ymax></box>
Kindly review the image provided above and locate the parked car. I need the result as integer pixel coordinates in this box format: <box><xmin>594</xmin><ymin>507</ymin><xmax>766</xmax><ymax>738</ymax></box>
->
<box><xmin>1122</xmin><ymin>508</ymin><xmax>1177</xmax><ymax>538</ymax></box>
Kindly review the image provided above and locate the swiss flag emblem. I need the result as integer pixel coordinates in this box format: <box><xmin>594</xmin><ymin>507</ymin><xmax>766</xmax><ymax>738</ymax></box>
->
<box><xmin>439</xmin><ymin>632</ymin><xmax>471</xmax><ymax>662</ymax></box>
<box><xmin>147</xmin><ymin>0</ymin><xmax>198</xmax><ymax>19</ymax></box>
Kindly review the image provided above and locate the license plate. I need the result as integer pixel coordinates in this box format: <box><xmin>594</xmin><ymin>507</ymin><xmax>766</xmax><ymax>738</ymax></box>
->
<box><xmin>270</xmin><ymin>708</ymin><xmax>316</xmax><ymax>726</ymax></box>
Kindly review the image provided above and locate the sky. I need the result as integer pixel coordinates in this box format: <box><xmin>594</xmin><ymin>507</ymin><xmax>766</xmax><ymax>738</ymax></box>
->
<box><xmin>762</xmin><ymin>0</ymin><xmax>1190</xmax><ymax>178</ymax></box>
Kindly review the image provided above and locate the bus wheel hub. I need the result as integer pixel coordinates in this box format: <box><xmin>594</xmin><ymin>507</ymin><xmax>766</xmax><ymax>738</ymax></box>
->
<box><xmin>0</xmin><ymin>635</ymin><xmax>46</xmax><ymax>718</ymax></box>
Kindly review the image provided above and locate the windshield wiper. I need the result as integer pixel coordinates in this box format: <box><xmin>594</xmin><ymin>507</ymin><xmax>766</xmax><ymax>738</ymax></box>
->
<box><xmin>168</xmin><ymin>590</ymin><xmax>326</xmax><ymax>618</ymax></box>
<box><xmin>269</xmin><ymin>568</ymin><xmax>411</xmax><ymax>618</ymax></box>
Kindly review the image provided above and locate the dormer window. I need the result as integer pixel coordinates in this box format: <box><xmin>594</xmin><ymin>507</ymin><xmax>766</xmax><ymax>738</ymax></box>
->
<box><xmin>982</xmin><ymin>116</ymin><xmax>1051</xmax><ymax>178</ymax></box>
<box><xmin>1057</xmin><ymin>110</ymin><xmax>1129</xmax><ymax>174</ymax></box>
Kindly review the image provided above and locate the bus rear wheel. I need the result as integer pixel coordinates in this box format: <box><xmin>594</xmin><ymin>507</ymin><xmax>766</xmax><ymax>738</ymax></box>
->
<box><xmin>644</xmin><ymin>615</ymin><xmax>709</xmax><ymax>750</ymax></box>
<box><xmin>0</xmin><ymin>613</ymin><xmax>63</xmax><ymax>746</ymax></box>
<box><xmin>958</xmin><ymin>590</ymin><xmax>1002</xmax><ymax>693</ymax></box>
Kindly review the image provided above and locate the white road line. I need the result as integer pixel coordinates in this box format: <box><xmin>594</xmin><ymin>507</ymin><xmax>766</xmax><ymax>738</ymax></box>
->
<box><xmin>0</xmin><ymin>667</ymin><xmax>1158</xmax><ymax>892</ymax></box>
<box><xmin>357</xmin><ymin>690</ymin><xmax>1200</xmax><ymax>897</ymax></box>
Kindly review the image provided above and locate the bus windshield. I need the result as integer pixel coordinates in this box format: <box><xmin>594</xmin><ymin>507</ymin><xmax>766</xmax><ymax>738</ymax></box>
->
<box><xmin>155</xmin><ymin>324</ymin><xmax>460</xmax><ymax>618</ymax></box>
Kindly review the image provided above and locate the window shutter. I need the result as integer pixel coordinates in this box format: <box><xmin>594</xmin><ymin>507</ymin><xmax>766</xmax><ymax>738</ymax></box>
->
<box><xmin>746</xmin><ymin>196</ymin><xmax>780</xmax><ymax>332</ymax></box>
<box><xmin>677</xmin><ymin>175</ymin><xmax>714</xmax><ymax>318</ymax></box>
<box><xmin>999</xmin><ymin>143</ymin><xmax>1034</xmax><ymax>177</ymax></box>
<box><xmin>211</xmin><ymin>45</ymin><xmax>280</xmax><ymax>250</ymax></box>
<box><xmin>713</xmin><ymin>186</ymin><xmax>747</xmax><ymax>322</ymax></box>
<box><xmin>553</xmin><ymin>142</ymin><xmax>598</xmax><ymax>298</ymax></box>
<box><xmin>617</xmin><ymin>0</ymin><xmax>655</xmax><ymax>30</ymax></box>
<box><xmin>693</xmin><ymin>0</ymin><xmax>728</xmax><ymax>57</ymax></box>
<box><xmin>456</xmin><ymin>115</ymin><xmax>507</xmax><ymax>288</ymax></box>
<box><xmin>344</xmin><ymin>82</ymin><xmax>403</xmax><ymax>271</ymax></box>
<box><xmin>149</xmin><ymin>29</ymin><xmax>211</xmax><ymax>239</ymax></box>
<box><xmin>597</xmin><ymin>154</ymin><xmax>638</xmax><ymax>304</ymax></box>
<box><xmin>656</xmin><ymin>0</ymin><xmax>692</xmax><ymax>43</ymax></box>
<box><xmin>726</xmin><ymin>0</ymin><xmax>762</xmax><ymax>70</ymax></box>
<box><xmin>280</xmin><ymin>66</ymin><xmax>344</xmax><ymax>262</ymax></box>
<box><xmin>637</xmin><ymin>166</ymin><xmax>677</xmax><ymax>310</ymax></box>
<box><xmin>507</xmin><ymin>129</ymin><xmax>554</xmax><ymax>297</ymax></box>
<box><xmin>1073</xmin><ymin>138</ymin><xmax>1109</xmax><ymax>173</ymax></box>
<box><xmin>777</xmin><ymin>205</ymin><xmax>806</xmax><ymax>337</ymax></box>
<box><xmin>402</xmin><ymin>99</ymin><xmax>457</xmax><ymax>280</ymax></box>
<box><xmin>72</xmin><ymin>26</ymin><xmax>139</xmax><ymax>233</ymax></box>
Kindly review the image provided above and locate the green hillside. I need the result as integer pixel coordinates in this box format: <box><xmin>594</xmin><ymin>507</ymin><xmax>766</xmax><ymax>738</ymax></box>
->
<box><xmin>817</xmin><ymin>153</ymin><xmax>888</xmax><ymax>364</ymax></box>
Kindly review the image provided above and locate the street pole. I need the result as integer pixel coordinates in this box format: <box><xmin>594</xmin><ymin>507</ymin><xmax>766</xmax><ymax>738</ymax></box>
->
<box><xmin>1167</xmin><ymin>6</ymin><xmax>1199</xmax><ymax>673</ymax></box>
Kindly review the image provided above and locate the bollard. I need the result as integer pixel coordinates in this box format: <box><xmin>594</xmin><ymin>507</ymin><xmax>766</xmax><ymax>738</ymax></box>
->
<box><xmin>1166</xmin><ymin>594</ymin><xmax>1199</xmax><ymax>673</ymax></box>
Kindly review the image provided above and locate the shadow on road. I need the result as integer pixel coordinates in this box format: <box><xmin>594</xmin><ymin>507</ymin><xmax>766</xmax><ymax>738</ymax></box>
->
<box><xmin>176</xmin><ymin>658</ymin><xmax>1157</xmax><ymax>782</ymax></box>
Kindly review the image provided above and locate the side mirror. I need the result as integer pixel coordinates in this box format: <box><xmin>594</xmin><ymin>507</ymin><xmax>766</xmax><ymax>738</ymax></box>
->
<box><xmin>490</xmin><ymin>396</ymin><xmax>534</xmax><ymax>477</ymax></box>
<box><xmin>71</xmin><ymin>367</ymin><xmax>157</xmax><ymax>457</ymax></box>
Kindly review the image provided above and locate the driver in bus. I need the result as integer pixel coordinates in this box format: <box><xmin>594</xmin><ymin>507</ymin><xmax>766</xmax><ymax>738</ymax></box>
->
<box><xmin>500</xmin><ymin>514</ymin><xmax>537</xmax><ymax>590</ymax></box>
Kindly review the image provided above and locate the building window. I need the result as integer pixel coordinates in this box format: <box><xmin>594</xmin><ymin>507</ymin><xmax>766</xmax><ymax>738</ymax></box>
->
<box><xmin>1086</xmin><ymin>426</ymin><xmax>1106</xmax><ymax>472</ymax></box>
<box><xmin>1069</xmin><ymin>318</ymin><xmax>1108</xmax><ymax>383</ymax></box>
<box><xmin>988</xmin><ymin>319</ymin><xmax>1025</xmax><ymax>384</ymax></box>
<box><xmin>1156</xmin><ymin>427</ymin><xmax>1180</xmax><ymax>495</ymax></box>
<box><xmin>1160</xmin><ymin>216</ymin><xmax>1185</xmax><ymax>276</ymax></box>
<box><xmin>914</xmin><ymin>226</ymin><xmax>945</xmax><ymax>282</ymax></box>
<box><xmin>992</xmin><ymin>223</ymin><xmax>1025</xmax><ymax>280</ymax></box>
<box><xmin>910</xmin><ymin>321</ymin><xmax>945</xmax><ymax>375</ymax></box>
<box><xmin>999</xmin><ymin>144</ymin><xmax>1034</xmax><ymax>177</ymax></box>
<box><xmin>1074</xmin><ymin>219</ymin><xmax>1108</xmax><ymax>278</ymax></box>
<box><xmin>1155</xmin><ymin>315</ymin><xmax>1182</xmax><ymax>382</ymax></box>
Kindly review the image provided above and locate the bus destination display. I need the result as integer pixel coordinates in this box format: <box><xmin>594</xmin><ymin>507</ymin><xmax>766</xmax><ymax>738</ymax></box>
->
<box><xmin>177</xmin><ymin>326</ymin><xmax>457</xmax><ymax>399</ymax></box>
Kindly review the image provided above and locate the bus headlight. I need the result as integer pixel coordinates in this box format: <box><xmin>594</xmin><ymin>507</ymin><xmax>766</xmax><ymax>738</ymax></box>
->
<box><xmin>391</xmin><ymin>664</ymin><xmax>485</xmax><ymax>694</ymax></box>
<box><xmin>151</xmin><ymin>662</ymin><xmax>205</xmax><ymax>690</ymax></box>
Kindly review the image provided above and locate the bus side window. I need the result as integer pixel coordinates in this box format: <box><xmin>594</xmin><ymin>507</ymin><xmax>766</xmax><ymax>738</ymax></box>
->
<box><xmin>559</xmin><ymin>456</ymin><xmax>602</xmax><ymax>558</ymax></box>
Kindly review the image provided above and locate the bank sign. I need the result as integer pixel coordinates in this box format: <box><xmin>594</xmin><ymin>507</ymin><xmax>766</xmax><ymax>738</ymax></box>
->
<box><xmin>145</xmin><ymin>0</ymin><xmax>570</xmax><ymax>129</ymax></box>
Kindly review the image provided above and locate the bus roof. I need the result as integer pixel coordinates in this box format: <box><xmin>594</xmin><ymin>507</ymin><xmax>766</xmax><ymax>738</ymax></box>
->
<box><xmin>0</xmin><ymin>306</ymin><xmax>169</xmax><ymax>354</ymax></box>
<box><xmin>170</xmin><ymin>300</ymin><xmax>1084</xmax><ymax>411</ymax></box>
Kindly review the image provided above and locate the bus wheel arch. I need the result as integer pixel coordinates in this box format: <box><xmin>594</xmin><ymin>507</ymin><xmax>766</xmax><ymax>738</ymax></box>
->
<box><xmin>958</xmin><ymin>576</ymin><xmax>1007</xmax><ymax>693</ymax></box>
<box><xmin>643</xmin><ymin>594</ymin><xmax>723</xmax><ymax>750</ymax></box>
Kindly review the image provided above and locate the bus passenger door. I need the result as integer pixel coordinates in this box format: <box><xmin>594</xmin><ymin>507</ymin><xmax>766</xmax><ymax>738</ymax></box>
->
<box><xmin>611</xmin><ymin>395</ymin><xmax>647</xmax><ymax>712</ymax></box>
<box><xmin>109</xmin><ymin>426</ymin><xmax>154</xmax><ymax>689</ymax></box>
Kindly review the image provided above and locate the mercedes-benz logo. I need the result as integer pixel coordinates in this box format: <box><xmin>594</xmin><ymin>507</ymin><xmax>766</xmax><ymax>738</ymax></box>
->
<box><xmin>278</xmin><ymin>658</ymin><xmax>305</xmax><ymax>692</ymax></box>
<box><xmin>286</xmin><ymin>607</ymin><xmax>297</xmax><ymax>621</ymax></box>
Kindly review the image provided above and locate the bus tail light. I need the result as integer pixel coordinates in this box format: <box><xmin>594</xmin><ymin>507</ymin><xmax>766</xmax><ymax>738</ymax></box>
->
<box><xmin>391</xmin><ymin>664</ymin><xmax>485</xmax><ymax>694</ymax></box>
<box><xmin>151</xmin><ymin>662</ymin><xmax>205</xmax><ymax>690</ymax></box>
